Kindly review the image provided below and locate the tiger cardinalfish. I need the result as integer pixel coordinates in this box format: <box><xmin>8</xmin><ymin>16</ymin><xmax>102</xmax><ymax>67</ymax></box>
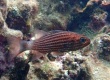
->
<box><xmin>8</xmin><ymin>30</ymin><xmax>90</xmax><ymax>61</ymax></box>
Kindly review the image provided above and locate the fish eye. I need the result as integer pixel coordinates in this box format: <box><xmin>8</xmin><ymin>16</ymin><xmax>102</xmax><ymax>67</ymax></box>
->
<box><xmin>80</xmin><ymin>37</ymin><xmax>86</xmax><ymax>43</ymax></box>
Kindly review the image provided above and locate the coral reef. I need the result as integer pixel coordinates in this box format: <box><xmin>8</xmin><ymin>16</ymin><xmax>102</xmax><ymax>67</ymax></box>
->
<box><xmin>0</xmin><ymin>0</ymin><xmax>110</xmax><ymax>80</ymax></box>
<box><xmin>92</xmin><ymin>33</ymin><xmax>110</xmax><ymax>61</ymax></box>
<box><xmin>0</xmin><ymin>51</ymin><xmax>7</xmax><ymax>75</ymax></box>
<box><xmin>88</xmin><ymin>11</ymin><xmax>107</xmax><ymax>32</ymax></box>
<box><xmin>27</xmin><ymin>53</ymin><xmax>91</xmax><ymax>80</ymax></box>
<box><xmin>0</xmin><ymin>35</ymin><xmax>8</xmax><ymax>75</ymax></box>
<box><xmin>33</xmin><ymin>0</ymin><xmax>71</xmax><ymax>31</ymax></box>
<box><xmin>84</xmin><ymin>52</ymin><xmax>110</xmax><ymax>80</ymax></box>
<box><xmin>6</xmin><ymin>0</ymin><xmax>38</xmax><ymax>40</ymax></box>
<box><xmin>0</xmin><ymin>0</ymin><xmax>37</xmax><ymax>77</ymax></box>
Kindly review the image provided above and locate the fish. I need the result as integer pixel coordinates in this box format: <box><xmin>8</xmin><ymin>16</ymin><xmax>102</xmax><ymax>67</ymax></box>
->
<box><xmin>8</xmin><ymin>30</ymin><xmax>90</xmax><ymax>61</ymax></box>
<box><xmin>31</xmin><ymin>30</ymin><xmax>90</xmax><ymax>52</ymax></box>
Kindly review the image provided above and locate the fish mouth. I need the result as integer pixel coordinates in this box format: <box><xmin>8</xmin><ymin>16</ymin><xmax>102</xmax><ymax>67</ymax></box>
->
<box><xmin>82</xmin><ymin>38</ymin><xmax>90</xmax><ymax>48</ymax></box>
<box><xmin>87</xmin><ymin>38</ymin><xmax>91</xmax><ymax>45</ymax></box>
<box><xmin>76</xmin><ymin>38</ymin><xmax>90</xmax><ymax>50</ymax></box>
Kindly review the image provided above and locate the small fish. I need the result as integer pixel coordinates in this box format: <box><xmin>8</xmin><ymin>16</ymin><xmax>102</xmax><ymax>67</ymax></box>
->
<box><xmin>8</xmin><ymin>30</ymin><xmax>90</xmax><ymax>61</ymax></box>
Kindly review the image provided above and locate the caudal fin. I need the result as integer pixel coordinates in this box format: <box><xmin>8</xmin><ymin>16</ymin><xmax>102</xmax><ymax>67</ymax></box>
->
<box><xmin>7</xmin><ymin>29</ymin><xmax>48</xmax><ymax>62</ymax></box>
<box><xmin>7</xmin><ymin>36</ymin><xmax>22</xmax><ymax>62</ymax></box>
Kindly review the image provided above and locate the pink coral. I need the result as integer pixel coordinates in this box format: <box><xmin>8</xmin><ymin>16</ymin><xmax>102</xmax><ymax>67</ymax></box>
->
<box><xmin>88</xmin><ymin>12</ymin><xmax>108</xmax><ymax>32</ymax></box>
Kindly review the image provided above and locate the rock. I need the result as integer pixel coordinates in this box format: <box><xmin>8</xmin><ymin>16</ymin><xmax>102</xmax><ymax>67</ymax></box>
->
<box><xmin>92</xmin><ymin>33</ymin><xmax>110</xmax><ymax>61</ymax></box>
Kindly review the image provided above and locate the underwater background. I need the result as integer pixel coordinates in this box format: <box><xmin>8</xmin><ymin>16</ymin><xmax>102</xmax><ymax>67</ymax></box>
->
<box><xmin>0</xmin><ymin>0</ymin><xmax>110</xmax><ymax>80</ymax></box>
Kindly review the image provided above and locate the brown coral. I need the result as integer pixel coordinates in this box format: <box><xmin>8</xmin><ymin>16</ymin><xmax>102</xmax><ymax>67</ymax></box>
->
<box><xmin>88</xmin><ymin>12</ymin><xmax>108</xmax><ymax>32</ymax></box>
<box><xmin>0</xmin><ymin>0</ymin><xmax>7</xmax><ymax>19</ymax></box>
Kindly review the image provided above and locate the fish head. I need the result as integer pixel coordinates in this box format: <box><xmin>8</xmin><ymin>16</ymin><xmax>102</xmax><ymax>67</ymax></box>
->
<box><xmin>70</xmin><ymin>32</ymin><xmax>90</xmax><ymax>50</ymax></box>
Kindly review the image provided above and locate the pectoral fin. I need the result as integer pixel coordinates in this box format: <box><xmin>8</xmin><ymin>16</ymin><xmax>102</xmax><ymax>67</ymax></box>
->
<box><xmin>51</xmin><ymin>52</ymin><xmax>65</xmax><ymax>57</ymax></box>
<box><xmin>30</xmin><ymin>50</ymin><xmax>44</xmax><ymax>60</ymax></box>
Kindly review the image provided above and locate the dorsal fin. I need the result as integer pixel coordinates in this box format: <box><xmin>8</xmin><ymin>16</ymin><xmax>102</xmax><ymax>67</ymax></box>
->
<box><xmin>48</xmin><ymin>30</ymin><xmax>63</xmax><ymax>34</ymax></box>
<box><xmin>31</xmin><ymin>30</ymin><xmax>64</xmax><ymax>40</ymax></box>
<box><xmin>31</xmin><ymin>29</ymin><xmax>48</xmax><ymax>40</ymax></box>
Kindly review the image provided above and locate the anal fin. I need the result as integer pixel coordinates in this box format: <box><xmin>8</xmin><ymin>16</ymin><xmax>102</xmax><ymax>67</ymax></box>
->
<box><xmin>51</xmin><ymin>52</ymin><xmax>65</xmax><ymax>57</ymax></box>
<box><xmin>30</xmin><ymin>50</ymin><xmax>49</xmax><ymax>62</ymax></box>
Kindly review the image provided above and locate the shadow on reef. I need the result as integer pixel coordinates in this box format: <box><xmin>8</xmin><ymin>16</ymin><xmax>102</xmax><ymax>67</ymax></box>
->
<box><xmin>66</xmin><ymin>0</ymin><xmax>101</xmax><ymax>31</ymax></box>
<box><xmin>9</xmin><ymin>58</ymin><xmax>29</xmax><ymax>80</ymax></box>
<box><xmin>0</xmin><ymin>35</ymin><xmax>10</xmax><ymax>77</ymax></box>
<box><xmin>76</xmin><ymin>68</ymin><xmax>91</xmax><ymax>80</ymax></box>
<box><xmin>52</xmin><ymin>0</ymin><xmax>88</xmax><ymax>7</ymax></box>
<box><xmin>6</xmin><ymin>9</ymin><xmax>31</xmax><ymax>40</ymax></box>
